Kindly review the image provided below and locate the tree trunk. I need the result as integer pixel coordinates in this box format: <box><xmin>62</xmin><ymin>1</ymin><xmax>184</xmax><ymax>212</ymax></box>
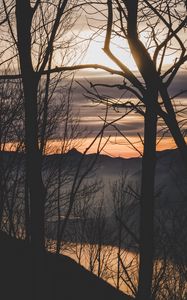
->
<box><xmin>126</xmin><ymin>3</ymin><xmax>158</xmax><ymax>297</ymax></box>
<box><xmin>137</xmin><ymin>105</ymin><xmax>157</xmax><ymax>300</ymax></box>
<box><xmin>24</xmin><ymin>172</ymin><xmax>30</xmax><ymax>242</ymax></box>
<box><xmin>16</xmin><ymin>3</ymin><xmax>46</xmax><ymax>298</ymax></box>
<box><xmin>16</xmin><ymin>0</ymin><xmax>45</xmax><ymax>252</ymax></box>
<box><xmin>164</xmin><ymin>113</ymin><xmax>187</xmax><ymax>168</ymax></box>
<box><xmin>158</xmin><ymin>83</ymin><xmax>187</xmax><ymax>168</ymax></box>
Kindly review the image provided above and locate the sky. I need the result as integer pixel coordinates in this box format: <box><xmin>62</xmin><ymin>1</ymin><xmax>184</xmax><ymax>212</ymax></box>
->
<box><xmin>44</xmin><ymin>71</ymin><xmax>187</xmax><ymax>158</ymax></box>
<box><xmin>54</xmin><ymin>43</ymin><xmax>187</xmax><ymax>157</ymax></box>
<box><xmin>67</xmin><ymin>71</ymin><xmax>187</xmax><ymax>158</ymax></box>
<box><xmin>55</xmin><ymin>3</ymin><xmax>187</xmax><ymax>158</ymax></box>
<box><xmin>1</xmin><ymin>1</ymin><xmax>187</xmax><ymax>158</ymax></box>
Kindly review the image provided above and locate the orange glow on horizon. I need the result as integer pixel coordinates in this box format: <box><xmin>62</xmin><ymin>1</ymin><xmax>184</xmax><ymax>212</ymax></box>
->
<box><xmin>3</xmin><ymin>136</ymin><xmax>180</xmax><ymax>158</ymax></box>
<box><xmin>67</xmin><ymin>136</ymin><xmax>179</xmax><ymax>158</ymax></box>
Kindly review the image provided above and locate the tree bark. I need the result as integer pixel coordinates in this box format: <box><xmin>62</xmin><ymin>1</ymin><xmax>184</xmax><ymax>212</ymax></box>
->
<box><xmin>16</xmin><ymin>2</ymin><xmax>46</xmax><ymax>298</ymax></box>
<box><xmin>137</xmin><ymin>104</ymin><xmax>157</xmax><ymax>300</ymax></box>
<box><xmin>16</xmin><ymin>0</ymin><xmax>45</xmax><ymax>252</ymax></box>
<box><xmin>158</xmin><ymin>83</ymin><xmax>187</xmax><ymax>168</ymax></box>
<box><xmin>125</xmin><ymin>2</ymin><xmax>158</xmax><ymax>298</ymax></box>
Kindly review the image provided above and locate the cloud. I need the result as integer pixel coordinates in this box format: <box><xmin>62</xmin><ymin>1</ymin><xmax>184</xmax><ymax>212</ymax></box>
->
<box><xmin>55</xmin><ymin>71</ymin><xmax>187</xmax><ymax>141</ymax></box>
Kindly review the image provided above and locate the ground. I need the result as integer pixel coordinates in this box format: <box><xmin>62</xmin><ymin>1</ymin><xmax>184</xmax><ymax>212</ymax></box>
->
<box><xmin>0</xmin><ymin>231</ymin><xmax>133</xmax><ymax>300</ymax></box>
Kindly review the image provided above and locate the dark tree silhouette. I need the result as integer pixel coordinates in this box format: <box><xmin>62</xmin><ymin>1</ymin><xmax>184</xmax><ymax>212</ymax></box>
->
<box><xmin>0</xmin><ymin>1</ymin><xmax>186</xmax><ymax>299</ymax></box>
<box><xmin>0</xmin><ymin>1</ymin><xmax>80</xmax><ymax>298</ymax></box>
<box><xmin>0</xmin><ymin>0</ymin><xmax>80</xmax><ymax>252</ymax></box>
<box><xmin>52</xmin><ymin>1</ymin><xmax>186</xmax><ymax>299</ymax></box>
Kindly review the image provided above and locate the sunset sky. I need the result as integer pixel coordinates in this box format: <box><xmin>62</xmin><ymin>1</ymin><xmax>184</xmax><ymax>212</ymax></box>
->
<box><xmin>69</xmin><ymin>72</ymin><xmax>187</xmax><ymax>158</ymax></box>
<box><xmin>55</xmin><ymin>4</ymin><xmax>187</xmax><ymax>158</ymax></box>
<box><xmin>2</xmin><ymin>1</ymin><xmax>186</xmax><ymax>158</ymax></box>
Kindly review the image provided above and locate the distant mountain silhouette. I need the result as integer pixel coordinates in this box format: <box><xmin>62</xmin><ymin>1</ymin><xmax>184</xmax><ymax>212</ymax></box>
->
<box><xmin>1</xmin><ymin>147</ymin><xmax>187</xmax><ymax>201</ymax></box>
<box><xmin>1</xmin><ymin>148</ymin><xmax>186</xmax><ymax>267</ymax></box>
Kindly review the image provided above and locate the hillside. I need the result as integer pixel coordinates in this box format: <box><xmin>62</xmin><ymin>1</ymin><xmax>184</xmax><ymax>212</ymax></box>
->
<box><xmin>0</xmin><ymin>231</ymin><xmax>133</xmax><ymax>300</ymax></box>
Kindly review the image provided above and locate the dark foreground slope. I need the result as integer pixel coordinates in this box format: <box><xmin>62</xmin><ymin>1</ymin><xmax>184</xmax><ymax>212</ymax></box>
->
<box><xmin>0</xmin><ymin>231</ymin><xmax>133</xmax><ymax>300</ymax></box>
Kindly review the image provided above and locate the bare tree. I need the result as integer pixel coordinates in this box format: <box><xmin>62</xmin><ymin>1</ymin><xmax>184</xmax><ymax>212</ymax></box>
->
<box><xmin>0</xmin><ymin>2</ymin><xmax>84</xmax><ymax>298</ymax></box>
<box><xmin>0</xmin><ymin>0</ymin><xmax>86</xmax><ymax>253</ymax></box>
<box><xmin>0</xmin><ymin>1</ymin><xmax>186</xmax><ymax>299</ymax></box>
<box><xmin>62</xmin><ymin>2</ymin><xmax>186</xmax><ymax>299</ymax></box>
<box><xmin>0</xmin><ymin>77</ymin><xmax>24</xmax><ymax>229</ymax></box>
